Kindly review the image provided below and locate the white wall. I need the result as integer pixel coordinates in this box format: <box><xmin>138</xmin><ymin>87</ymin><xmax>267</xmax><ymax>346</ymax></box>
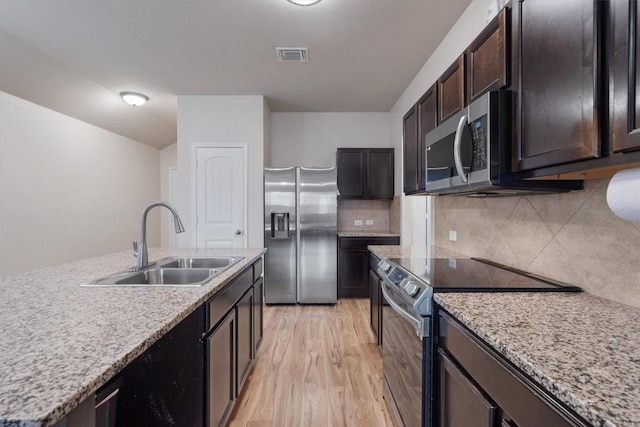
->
<box><xmin>389</xmin><ymin>0</ymin><xmax>490</xmax><ymax>246</ymax></box>
<box><xmin>0</xmin><ymin>91</ymin><xmax>160</xmax><ymax>275</ymax></box>
<box><xmin>176</xmin><ymin>95</ymin><xmax>267</xmax><ymax>249</ymax></box>
<box><xmin>270</xmin><ymin>112</ymin><xmax>391</xmax><ymax>167</ymax></box>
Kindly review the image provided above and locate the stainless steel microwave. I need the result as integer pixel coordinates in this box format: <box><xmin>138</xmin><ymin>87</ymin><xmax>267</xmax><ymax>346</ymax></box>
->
<box><xmin>423</xmin><ymin>91</ymin><xmax>583</xmax><ymax>196</ymax></box>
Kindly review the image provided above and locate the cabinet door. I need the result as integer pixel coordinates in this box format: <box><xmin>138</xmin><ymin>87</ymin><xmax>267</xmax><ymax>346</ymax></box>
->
<box><xmin>367</xmin><ymin>149</ymin><xmax>394</xmax><ymax>199</ymax></box>
<box><xmin>115</xmin><ymin>307</ymin><xmax>205</xmax><ymax>427</ymax></box>
<box><xmin>253</xmin><ymin>277</ymin><xmax>264</xmax><ymax>351</ymax></box>
<box><xmin>207</xmin><ymin>310</ymin><xmax>235</xmax><ymax>427</ymax></box>
<box><xmin>237</xmin><ymin>287</ymin><xmax>254</xmax><ymax>393</ymax></box>
<box><xmin>337</xmin><ymin>148</ymin><xmax>366</xmax><ymax>198</ymax></box>
<box><xmin>438</xmin><ymin>54</ymin><xmax>466</xmax><ymax>124</ymax></box>
<box><xmin>612</xmin><ymin>0</ymin><xmax>640</xmax><ymax>152</ymax></box>
<box><xmin>467</xmin><ymin>7</ymin><xmax>509</xmax><ymax>103</ymax></box>
<box><xmin>338</xmin><ymin>249</ymin><xmax>369</xmax><ymax>298</ymax></box>
<box><xmin>403</xmin><ymin>105</ymin><xmax>419</xmax><ymax>194</ymax></box>
<box><xmin>517</xmin><ymin>0</ymin><xmax>600</xmax><ymax>171</ymax></box>
<box><xmin>418</xmin><ymin>85</ymin><xmax>437</xmax><ymax>190</ymax></box>
<box><xmin>438</xmin><ymin>349</ymin><xmax>497</xmax><ymax>427</ymax></box>
<box><xmin>369</xmin><ymin>269</ymin><xmax>381</xmax><ymax>343</ymax></box>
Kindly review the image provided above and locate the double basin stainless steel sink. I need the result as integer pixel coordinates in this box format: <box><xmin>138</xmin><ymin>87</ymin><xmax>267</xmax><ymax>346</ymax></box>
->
<box><xmin>82</xmin><ymin>256</ymin><xmax>244</xmax><ymax>287</ymax></box>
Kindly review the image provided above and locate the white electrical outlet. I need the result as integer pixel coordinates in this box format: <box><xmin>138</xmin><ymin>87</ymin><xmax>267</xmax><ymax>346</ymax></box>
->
<box><xmin>354</xmin><ymin>220</ymin><xmax>363</xmax><ymax>226</ymax></box>
<box><xmin>449</xmin><ymin>230</ymin><xmax>457</xmax><ymax>241</ymax></box>
<box><xmin>365</xmin><ymin>220</ymin><xmax>374</xmax><ymax>225</ymax></box>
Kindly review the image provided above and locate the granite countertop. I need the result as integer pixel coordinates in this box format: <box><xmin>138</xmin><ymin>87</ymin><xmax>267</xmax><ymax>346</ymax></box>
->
<box><xmin>370</xmin><ymin>245</ymin><xmax>640</xmax><ymax>426</ymax></box>
<box><xmin>337</xmin><ymin>231</ymin><xmax>401</xmax><ymax>238</ymax></box>
<box><xmin>435</xmin><ymin>292</ymin><xmax>640</xmax><ymax>427</ymax></box>
<box><xmin>0</xmin><ymin>247</ymin><xmax>266</xmax><ymax>427</ymax></box>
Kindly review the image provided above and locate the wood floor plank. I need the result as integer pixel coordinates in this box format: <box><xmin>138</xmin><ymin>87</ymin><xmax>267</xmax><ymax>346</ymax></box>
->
<box><xmin>227</xmin><ymin>299</ymin><xmax>392</xmax><ymax>427</ymax></box>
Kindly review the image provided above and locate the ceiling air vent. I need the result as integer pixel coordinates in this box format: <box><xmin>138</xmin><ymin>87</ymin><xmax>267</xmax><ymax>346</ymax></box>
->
<box><xmin>276</xmin><ymin>47</ymin><xmax>309</xmax><ymax>62</ymax></box>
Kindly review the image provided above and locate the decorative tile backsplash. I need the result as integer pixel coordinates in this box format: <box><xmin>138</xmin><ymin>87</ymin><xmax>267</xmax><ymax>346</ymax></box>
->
<box><xmin>434</xmin><ymin>179</ymin><xmax>640</xmax><ymax>308</ymax></box>
<box><xmin>338</xmin><ymin>199</ymin><xmax>394</xmax><ymax>232</ymax></box>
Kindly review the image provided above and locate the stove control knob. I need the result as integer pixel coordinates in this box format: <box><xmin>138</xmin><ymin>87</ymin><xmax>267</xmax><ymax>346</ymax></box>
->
<box><xmin>399</xmin><ymin>279</ymin><xmax>410</xmax><ymax>290</ymax></box>
<box><xmin>378</xmin><ymin>260</ymin><xmax>391</xmax><ymax>272</ymax></box>
<box><xmin>406</xmin><ymin>283</ymin><xmax>419</xmax><ymax>297</ymax></box>
<box><xmin>402</xmin><ymin>280</ymin><xmax>414</xmax><ymax>291</ymax></box>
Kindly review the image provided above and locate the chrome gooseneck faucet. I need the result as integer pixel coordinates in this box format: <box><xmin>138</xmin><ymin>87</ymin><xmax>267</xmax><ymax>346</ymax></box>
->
<box><xmin>133</xmin><ymin>202</ymin><xmax>185</xmax><ymax>270</ymax></box>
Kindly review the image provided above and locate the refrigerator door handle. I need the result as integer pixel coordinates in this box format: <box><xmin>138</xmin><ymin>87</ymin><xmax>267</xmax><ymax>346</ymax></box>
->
<box><xmin>295</xmin><ymin>168</ymin><xmax>301</xmax><ymax>303</ymax></box>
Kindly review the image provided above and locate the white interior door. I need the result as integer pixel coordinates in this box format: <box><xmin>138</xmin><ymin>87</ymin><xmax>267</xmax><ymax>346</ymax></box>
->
<box><xmin>195</xmin><ymin>146</ymin><xmax>246</xmax><ymax>248</ymax></box>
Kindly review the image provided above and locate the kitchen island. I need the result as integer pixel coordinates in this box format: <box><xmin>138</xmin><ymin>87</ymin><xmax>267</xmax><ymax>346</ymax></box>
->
<box><xmin>0</xmin><ymin>247</ymin><xmax>265</xmax><ymax>427</ymax></box>
<box><xmin>369</xmin><ymin>245</ymin><xmax>640</xmax><ymax>427</ymax></box>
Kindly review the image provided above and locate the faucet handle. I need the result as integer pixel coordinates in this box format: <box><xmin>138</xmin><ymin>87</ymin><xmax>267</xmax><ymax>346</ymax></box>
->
<box><xmin>132</xmin><ymin>240</ymin><xmax>139</xmax><ymax>256</ymax></box>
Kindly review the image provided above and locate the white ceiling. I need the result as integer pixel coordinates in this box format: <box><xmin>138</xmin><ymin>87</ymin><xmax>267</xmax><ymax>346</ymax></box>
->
<box><xmin>0</xmin><ymin>0</ymin><xmax>472</xmax><ymax>149</ymax></box>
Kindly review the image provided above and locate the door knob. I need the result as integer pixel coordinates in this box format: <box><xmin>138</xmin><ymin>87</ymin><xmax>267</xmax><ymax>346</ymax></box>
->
<box><xmin>235</xmin><ymin>229</ymin><xmax>242</xmax><ymax>236</ymax></box>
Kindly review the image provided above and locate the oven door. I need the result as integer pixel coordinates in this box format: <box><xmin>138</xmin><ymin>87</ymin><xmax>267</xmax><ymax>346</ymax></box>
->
<box><xmin>381</xmin><ymin>282</ymin><xmax>429</xmax><ymax>427</ymax></box>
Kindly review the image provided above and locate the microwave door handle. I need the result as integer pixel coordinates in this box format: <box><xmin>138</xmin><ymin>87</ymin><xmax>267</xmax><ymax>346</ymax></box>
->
<box><xmin>453</xmin><ymin>115</ymin><xmax>469</xmax><ymax>183</ymax></box>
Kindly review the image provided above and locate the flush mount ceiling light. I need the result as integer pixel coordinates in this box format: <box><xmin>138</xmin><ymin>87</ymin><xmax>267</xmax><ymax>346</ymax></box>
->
<box><xmin>287</xmin><ymin>0</ymin><xmax>322</xmax><ymax>6</ymax></box>
<box><xmin>120</xmin><ymin>91</ymin><xmax>149</xmax><ymax>106</ymax></box>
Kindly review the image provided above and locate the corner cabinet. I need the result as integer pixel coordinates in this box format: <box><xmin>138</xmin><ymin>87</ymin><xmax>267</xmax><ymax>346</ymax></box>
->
<box><xmin>437</xmin><ymin>309</ymin><xmax>591</xmax><ymax>427</ymax></box>
<box><xmin>337</xmin><ymin>148</ymin><xmax>394</xmax><ymax>200</ymax></box>
<box><xmin>338</xmin><ymin>236</ymin><xmax>399</xmax><ymax>298</ymax></box>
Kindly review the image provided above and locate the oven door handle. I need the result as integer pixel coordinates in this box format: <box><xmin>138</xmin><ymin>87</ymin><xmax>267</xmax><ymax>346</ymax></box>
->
<box><xmin>453</xmin><ymin>114</ymin><xmax>469</xmax><ymax>183</ymax></box>
<box><xmin>381</xmin><ymin>282</ymin><xmax>424</xmax><ymax>335</ymax></box>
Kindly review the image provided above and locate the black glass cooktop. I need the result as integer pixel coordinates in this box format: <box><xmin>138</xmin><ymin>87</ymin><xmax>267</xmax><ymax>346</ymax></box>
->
<box><xmin>388</xmin><ymin>257</ymin><xmax>581</xmax><ymax>292</ymax></box>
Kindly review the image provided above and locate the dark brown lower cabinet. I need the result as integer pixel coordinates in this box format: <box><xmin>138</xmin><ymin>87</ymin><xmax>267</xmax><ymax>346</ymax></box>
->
<box><xmin>253</xmin><ymin>276</ymin><xmax>264</xmax><ymax>350</ymax></box>
<box><xmin>339</xmin><ymin>247</ymin><xmax>369</xmax><ymax>298</ymax></box>
<box><xmin>85</xmin><ymin>258</ymin><xmax>263</xmax><ymax>427</ymax></box>
<box><xmin>338</xmin><ymin>236</ymin><xmax>399</xmax><ymax>298</ymax></box>
<box><xmin>438</xmin><ymin>349</ymin><xmax>496</xmax><ymax>427</ymax></box>
<box><xmin>207</xmin><ymin>310</ymin><xmax>236</xmax><ymax>427</ymax></box>
<box><xmin>437</xmin><ymin>310</ymin><xmax>591</xmax><ymax>427</ymax></box>
<box><xmin>237</xmin><ymin>287</ymin><xmax>254</xmax><ymax>393</ymax></box>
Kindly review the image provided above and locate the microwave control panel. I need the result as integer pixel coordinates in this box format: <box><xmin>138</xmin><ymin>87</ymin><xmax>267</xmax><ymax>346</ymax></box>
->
<box><xmin>470</xmin><ymin>116</ymin><xmax>488</xmax><ymax>171</ymax></box>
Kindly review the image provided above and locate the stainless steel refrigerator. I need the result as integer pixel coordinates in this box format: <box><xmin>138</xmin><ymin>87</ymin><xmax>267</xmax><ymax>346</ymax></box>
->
<box><xmin>264</xmin><ymin>167</ymin><xmax>337</xmax><ymax>304</ymax></box>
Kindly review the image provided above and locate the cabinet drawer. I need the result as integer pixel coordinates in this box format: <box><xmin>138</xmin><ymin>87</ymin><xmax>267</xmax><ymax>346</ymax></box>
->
<box><xmin>208</xmin><ymin>267</ymin><xmax>252</xmax><ymax>330</ymax></box>
<box><xmin>253</xmin><ymin>258</ymin><xmax>263</xmax><ymax>283</ymax></box>
<box><xmin>438</xmin><ymin>349</ymin><xmax>497</xmax><ymax>427</ymax></box>
<box><xmin>339</xmin><ymin>236</ymin><xmax>399</xmax><ymax>249</ymax></box>
<box><xmin>438</xmin><ymin>311</ymin><xmax>589</xmax><ymax>427</ymax></box>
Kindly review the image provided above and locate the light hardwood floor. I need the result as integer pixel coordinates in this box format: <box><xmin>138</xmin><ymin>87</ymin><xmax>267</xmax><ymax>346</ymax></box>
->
<box><xmin>227</xmin><ymin>299</ymin><xmax>393</xmax><ymax>427</ymax></box>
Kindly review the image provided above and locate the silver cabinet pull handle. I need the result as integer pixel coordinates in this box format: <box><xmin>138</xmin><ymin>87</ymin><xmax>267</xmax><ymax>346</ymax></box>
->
<box><xmin>453</xmin><ymin>114</ymin><xmax>468</xmax><ymax>183</ymax></box>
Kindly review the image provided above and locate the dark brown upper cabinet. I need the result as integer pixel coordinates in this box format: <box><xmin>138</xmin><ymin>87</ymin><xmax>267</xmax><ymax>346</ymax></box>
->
<box><xmin>337</xmin><ymin>148</ymin><xmax>394</xmax><ymax>200</ymax></box>
<box><xmin>402</xmin><ymin>105</ymin><xmax>419</xmax><ymax>194</ymax></box>
<box><xmin>417</xmin><ymin>85</ymin><xmax>438</xmax><ymax>187</ymax></box>
<box><xmin>466</xmin><ymin>7</ymin><xmax>510</xmax><ymax>104</ymax></box>
<box><xmin>516</xmin><ymin>0</ymin><xmax>601</xmax><ymax>172</ymax></box>
<box><xmin>438</xmin><ymin>55</ymin><xmax>466</xmax><ymax>124</ymax></box>
<box><xmin>612</xmin><ymin>0</ymin><xmax>640</xmax><ymax>153</ymax></box>
<box><xmin>403</xmin><ymin>84</ymin><xmax>438</xmax><ymax>195</ymax></box>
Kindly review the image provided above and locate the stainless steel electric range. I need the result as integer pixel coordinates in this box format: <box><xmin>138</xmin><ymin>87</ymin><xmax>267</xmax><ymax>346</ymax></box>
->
<box><xmin>376</xmin><ymin>257</ymin><xmax>581</xmax><ymax>427</ymax></box>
